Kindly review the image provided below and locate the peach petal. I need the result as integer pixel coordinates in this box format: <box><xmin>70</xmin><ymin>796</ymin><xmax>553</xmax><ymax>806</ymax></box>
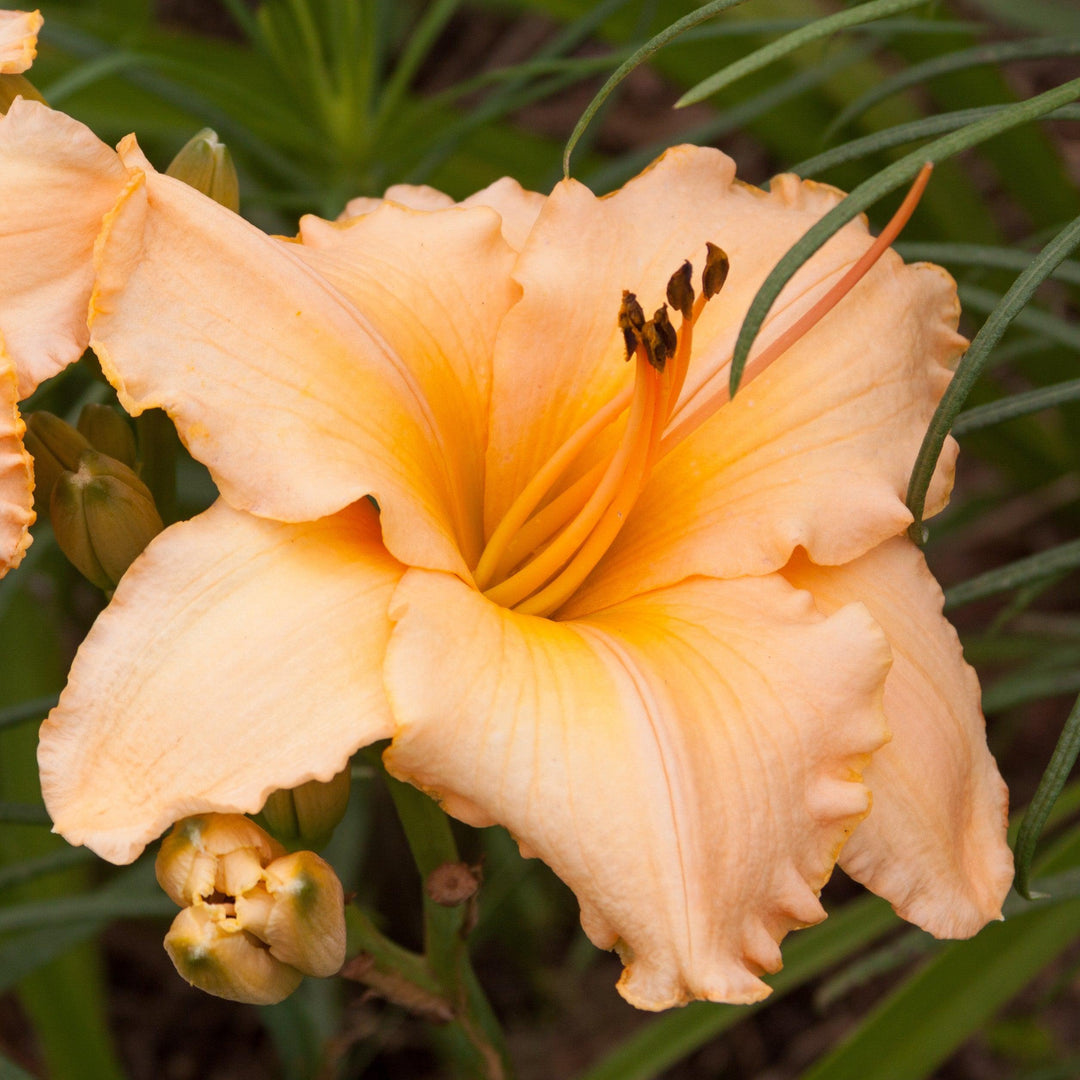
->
<box><xmin>0</xmin><ymin>10</ymin><xmax>42</xmax><ymax>75</ymax></box>
<box><xmin>783</xmin><ymin>538</ymin><xmax>1013</xmax><ymax>936</ymax></box>
<box><xmin>338</xmin><ymin>176</ymin><xmax>543</xmax><ymax>252</ymax></box>
<box><xmin>565</xmin><ymin>249</ymin><xmax>964</xmax><ymax>614</ymax></box>
<box><xmin>0</xmin><ymin>98</ymin><xmax>129</xmax><ymax>396</ymax></box>
<box><xmin>482</xmin><ymin>149</ymin><xmax>895</xmax><ymax>539</ymax></box>
<box><xmin>293</xmin><ymin>201</ymin><xmax>520</xmax><ymax>566</ymax></box>
<box><xmin>90</xmin><ymin>143</ymin><xmax>486</xmax><ymax>576</ymax></box>
<box><xmin>0</xmin><ymin>340</ymin><xmax>33</xmax><ymax>576</ymax></box>
<box><xmin>39</xmin><ymin>499</ymin><xmax>402</xmax><ymax>864</ymax></box>
<box><xmin>384</xmin><ymin>568</ymin><xmax>890</xmax><ymax>1008</ymax></box>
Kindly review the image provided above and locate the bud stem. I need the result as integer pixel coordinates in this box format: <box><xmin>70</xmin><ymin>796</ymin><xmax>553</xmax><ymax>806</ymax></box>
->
<box><xmin>370</xmin><ymin>753</ymin><xmax>512</xmax><ymax>1079</ymax></box>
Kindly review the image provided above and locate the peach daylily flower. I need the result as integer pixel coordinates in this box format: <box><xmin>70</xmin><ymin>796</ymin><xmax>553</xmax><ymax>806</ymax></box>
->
<box><xmin>1</xmin><ymin>10</ymin><xmax>48</xmax><ymax>577</ymax></box>
<box><xmin>3</xmin><ymin>97</ymin><xmax>1014</xmax><ymax>1008</ymax></box>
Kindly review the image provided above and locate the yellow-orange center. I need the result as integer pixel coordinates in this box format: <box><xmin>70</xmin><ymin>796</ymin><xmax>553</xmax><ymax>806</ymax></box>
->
<box><xmin>473</xmin><ymin>165</ymin><xmax>933</xmax><ymax>618</ymax></box>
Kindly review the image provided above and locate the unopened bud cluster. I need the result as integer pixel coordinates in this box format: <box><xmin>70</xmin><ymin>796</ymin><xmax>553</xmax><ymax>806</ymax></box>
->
<box><xmin>24</xmin><ymin>407</ymin><xmax>161</xmax><ymax>590</ymax></box>
<box><xmin>157</xmin><ymin>814</ymin><xmax>347</xmax><ymax>1005</ymax></box>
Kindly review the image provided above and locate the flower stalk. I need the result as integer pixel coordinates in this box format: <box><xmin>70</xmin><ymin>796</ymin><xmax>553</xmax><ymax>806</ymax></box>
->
<box><xmin>378</xmin><ymin>759</ymin><xmax>512</xmax><ymax>1080</ymax></box>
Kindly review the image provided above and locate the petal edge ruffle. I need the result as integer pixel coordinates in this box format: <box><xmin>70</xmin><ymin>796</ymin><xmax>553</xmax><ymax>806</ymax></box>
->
<box><xmin>783</xmin><ymin>538</ymin><xmax>1013</xmax><ymax>937</ymax></box>
<box><xmin>40</xmin><ymin>499</ymin><xmax>401</xmax><ymax>864</ymax></box>
<box><xmin>0</xmin><ymin>340</ymin><xmax>33</xmax><ymax>576</ymax></box>
<box><xmin>384</xmin><ymin>567</ymin><xmax>891</xmax><ymax>1008</ymax></box>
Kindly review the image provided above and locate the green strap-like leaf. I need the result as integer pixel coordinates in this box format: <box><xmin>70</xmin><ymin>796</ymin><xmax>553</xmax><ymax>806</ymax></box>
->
<box><xmin>680</xmin><ymin>16</ymin><xmax>985</xmax><ymax>41</ymax></box>
<box><xmin>376</xmin><ymin>0</ymin><xmax>463</xmax><ymax>127</ymax></box>
<box><xmin>827</xmin><ymin>37</ymin><xmax>1080</xmax><ymax>137</ymax></box>
<box><xmin>906</xmin><ymin>212</ymin><xmax>1080</xmax><ymax>535</ymax></box>
<box><xmin>793</xmin><ymin>104</ymin><xmax>1080</xmax><ymax>176</ymax></box>
<box><xmin>0</xmin><ymin>892</ymin><xmax>177</xmax><ymax>934</ymax></box>
<box><xmin>958</xmin><ymin>281</ymin><xmax>1080</xmax><ymax>351</ymax></box>
<box><xmin>952</xmin><ymin>377</ymin><xmax>1080</xmax><ymax>436</ymax></box>
<box><xmin>799</xmin><ymin>899</ymin><xmax>1080</xmax><ymax>1080</ymax></box>
<box><xmin>944</xmin><ymin>539</ymin><xmax>1080</xmax><ymax>610</ymax></box>
<box><xmin>1013</xmin><ymin>694</ymin><xmax>1080</xmax><ymax>900</ymax></box>
<box><xmin>895</xmin><ymin>241</ymin><xmax>1080</xmax><ymax>287</ymax></box>
<box><xmin>562</xmin><ymin>0</ymin><xmax>752</xmax><ymax>177</ymax></box>
<box><xmin>0</xmin><ymin>847</ymin><xmax>95</xmax><ymax>895</ymax></box>
<box><xmin>0</xmin><ymin>695</ymin><xmax>58</xmax><ymax>733</ymax></box>
<box><xmin>983</xmin><ymin>668</ymin><xmax>1080</xmax><ymax>716</ymax></box>
<box><xmin>732</xmin><ymin>77</ymin><xmax>1080</xmax><ymax>399</ymax></box>
<box><xmin>575</xmin><ymin>896</ymin><xmax>897</xmax><ymax>1080</ymax></box>
<box><xmin>676</xmin><ymin>0</ymin><xmax>933</xmax><ymax>109</ymax></box>
<box><xmin>583</xmin><ymin>41</ymin><xmax>877</xmax><ymax>193</ymax></box>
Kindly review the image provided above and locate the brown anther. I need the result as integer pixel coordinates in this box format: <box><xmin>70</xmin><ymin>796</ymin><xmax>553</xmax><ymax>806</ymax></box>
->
<box><xmin>703</xmin><ymin>243</ymin><xmax>730</xmax><ymax>299</ymax></box>
<box><xmin>642</xmin><ymin>321</ymin><xmax>668</xmax><ymax>372</ymax></box>
<box><xmin>618</xmin><ymin>290</ymin><xmax>646</xmax><ymax>359</ymax></box>
<box><xmin>653</xmin><ymin>306</ymin><xmax>677</xmax><ymax>358</ymax></box>
<box><xmin>666</xmin><ymin>261</ymin><xmax>695</xmax><ymax>320</ymax></box>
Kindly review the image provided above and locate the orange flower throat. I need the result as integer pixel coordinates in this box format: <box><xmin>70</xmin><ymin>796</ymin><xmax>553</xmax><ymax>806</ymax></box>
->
<box><xmin>474</xmin><ymin>165</ymin><xmax>934</xmax><ymax>618</ymax></box>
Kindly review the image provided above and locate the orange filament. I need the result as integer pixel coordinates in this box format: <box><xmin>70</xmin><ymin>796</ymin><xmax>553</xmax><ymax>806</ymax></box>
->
<box><xmin>472</xmin><ymin>383</ymin><xmax>633</xmax><ymax>591</ymax></box>
<box><xmin>477</xmin><ymin>162</ymin><xmax>932</xmax><ymax>616</ymax></box>
<box><xmin>487</xmin><ymin>293</ymin><xmax>707</xmax><ymax>586</ymax></box>
<box><xmin>492</xmin><ymin>459</ymin><xmax>607</xmax><ymax>582</ymax></box>
<box><xmin>664</xmin><ymin>292</ymin><xmax>706</xmax><ymax>426</ymax></box>
<box><xmin>484</xmin><ymin>347</ymin><xmax>660</xmax><ymax>610</ymax></box>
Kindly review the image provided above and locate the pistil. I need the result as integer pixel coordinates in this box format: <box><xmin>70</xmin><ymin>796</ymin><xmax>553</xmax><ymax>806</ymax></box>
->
<box><xmin>477</xmin><ymin>165</ymin><xmax>932</xmax><ymax>616</ymax></box>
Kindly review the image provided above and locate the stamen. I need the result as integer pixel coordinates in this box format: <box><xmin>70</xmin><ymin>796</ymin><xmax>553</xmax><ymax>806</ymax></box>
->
<box><xmin>619</xmin><ymin>290</ymin><xmax>646</xmax><ymax>359</ymax></box>
<box><xmin>478</xmin><ymin>248</ymin><xmax>724</xmax><ymax>608</ymax></box>
<box><xmin>666</xmin><ymin>261</ymin><xmax>694</xmax><ymax>320</ymax></box>
<box><xmin>661</xmin><ymin>163</ymin><xmax>933</xmax><ymax>457</ymax></box>
<box><xmin>491</xmin><ymin>460</ymin><xmax>606</xmax><ymax>582</ymax></box>
<box><xmin>472</xmin><ymin>382</ymin><xmax>632</xmax><ymax>590</ymax></box>
<box><xmin>515</xmin><ymin>362</ymin><xmax>662</xmax><ymax>618</ymax></box>
<box><xmin>483</xmin><ymin>344</ymin><xmax>660</xmax><ymax>611</ymax></box>
<box><xmin>702</xmin><ymin>243</ymin><xmax>729</xmax><ymax>299</ymax></box>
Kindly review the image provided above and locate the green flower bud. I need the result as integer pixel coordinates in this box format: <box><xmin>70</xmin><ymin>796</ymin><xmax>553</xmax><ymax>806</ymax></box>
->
<box><xmin>260</xmin><ymin>768</ymin><xmax>351</xmax><ymax>850</ymax></box>
<box><xmin>0</xmin><ymin>74</ymin><xmax>45</xmax><ymax>115</ymax></box>
<box><xmin>77</xmin><ymin>404</ymin><xmax>137</xmax><ymax>468</ymax></box>
<box><xmin>50</xmin><ymin>450</ymin><xmax>163</xmax><ymax>590</ymax></box>
<box><xmin>235</xmin><ymin>851</ymin><xmax>346</xmax><ymax>977</ymax></box>
<box><xmin>166</xmin><ymin>128</ymin><xmax>240</xmax><ymax>212</ymax></box>
<box><xmin>157</xmin><ymin>815</ymin><xmax>346</xmax><ymax>1004</ymax></box>
<box><xmin>23</xmin><ymin>411</ymin><xmax>92</xmax><ymax>507</ymax></box>
<box><xmin>164</xmin><ymin>905</ymin><xmax>303</xmax><ymax>1005</ymax></box>
<box><xmin>156</xmin><ymin>814</ymin><xmax>285</xmax><ymax>908</ymax></box>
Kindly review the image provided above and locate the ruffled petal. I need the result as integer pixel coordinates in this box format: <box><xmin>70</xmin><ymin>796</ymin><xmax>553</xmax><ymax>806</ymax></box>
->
<box><xmin>482</xmin><ymin>148</ymin><xmax>910</xmax><ymax>538</ymax></box>
<box><xmin>90</xmin><ymin>140</ymin><xmax>483</xmax><ymax>576</ymax></box>
<box><xmin>341</xmin><ymin>184</ymin><xmax>455</xmax><ymax>217</ymax></box>
<box><xmin>39</xmin><ymin>499</ymin><xmax>402</xmax><ymax>865</ymax></box>
<box><xmin>783</xmin><ymin>538</ymin><xmax>1013</xmax><ymax>936</ymax></box>
<box><xmin>294</xmin><ymin>202</ymin><xmax>520</xmax><ymax>566</ymax></box>
<box><xmin>0</xmin><ymin>98</ymin><xmax>129</xmax><ymax>396</ymax></box>
<box><xmin>339</xmin><ymin>177</ymin><xmax>544</xmax><ymax>252</ymax></box>
<box><xmin>0</xmin><ymin>340</ymin><xmax>34</xmax><ymax>575</ymax></box>
<box><xmin>384</xmin><ymin>568</ymin><xmax>890</xmax><ymax>1008</ymax></box>
<box><xmin>0</xmin><ymin>9</ymin><xmax>42</xmax><ymax>75</ymax></box>
<box><xmin>564</xmin><ymin>249</ymin><xmax>964</xmax><ymax>615</ymax></box>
